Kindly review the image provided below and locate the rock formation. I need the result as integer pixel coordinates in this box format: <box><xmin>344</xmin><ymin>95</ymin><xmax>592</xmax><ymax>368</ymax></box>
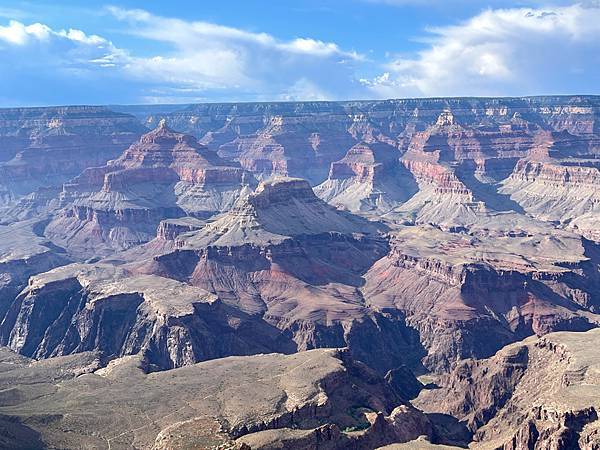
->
<box><xmin>0</xmin><ymin>346</ymin><xmax>431</xmax><ymax>449</ymax></box>
<box><xmin>0</xmin><ymin>96</ymin><xmax>599</xmax><ymax>448</ymax></box>
<box><xmin>130</xmin><ymin>178</ymin><xmax>426</xmax><ymax>374</ymax></box>
<box><xmin>315</xmin><ymin>141</ymin><xmax>418</xmax><ymax>214</ymax></box>
<box><xmin>124</xmin><ymin>96</ymin><xmax>599</xmax><ymax>187</ymax></box>
<box><xmin>501</xmin><ymin>158</ymin><xmax>600</xmax><ymax>240</ymax></box>
<box><xmin>0</xmin><ymin>264</ymin><xmax>295</xmax><ymax>369</ymax></box>
<box><xmin>45</xmin><ymin>120</ymin><xmax>254</xmax><ymax>257</ymax></box>
<box><xmin>0</xmin><ymin>220</ymin><xmax>69</xmax><ymax>327</ymax></box>
<box><xmin>416</xmin><ymin>328</ymin><xmax>600</xmax><ymax>449</ymax></box>
<box><xmin>363</xmin><ymin>219</ymin><xmax>600</xmax><ymax>371</ymax></box>
<box><xmin>0</xmin><ymin>106</ymin><xmax>145</xmax><ymax>221</ymax></box>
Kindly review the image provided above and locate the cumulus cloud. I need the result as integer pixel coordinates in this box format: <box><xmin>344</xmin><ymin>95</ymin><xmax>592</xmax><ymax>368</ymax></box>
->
<box><xmin>0</xmin><ymin>19</ymin><xmax>124</xmax><ymax>80</ymax></box>
<box><xmin>103</xmin><ymin>6</ymin><xmax>363</xmax><ymax>100</ymax></box>
<box><xmin>0</xmin><ymin>7</ymin><xmax>364</xmax><ymax>104</ymax></box>
<box><xmin>361</xmin><ymin>3</ymin><xmax>600</xmax><ymax>97</ymax></box>
<box><xmin>0</xmin><ymin>3</ymin><xmax>598</xmax><ymax>105</ymax></box>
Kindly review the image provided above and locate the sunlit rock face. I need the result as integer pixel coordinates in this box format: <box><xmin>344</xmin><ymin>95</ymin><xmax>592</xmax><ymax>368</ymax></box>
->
<box><xmin>45</xmin><ymin>120</ymin><xmax>255</xmax><ymax>257</ymax></box>
<box><xmin>415</xmin><ymin>329</ymin><xmax>600</xmax><ymax>449</ymax></box>
<box><xmin>0</xmin><ymin>96</ymin><xmax>599</xmax><ymax>449</ymax></box>
<box><xmin>0</xmin><ymin>106</ymin><xmax>146</xmax><ymax>221</ymax></box>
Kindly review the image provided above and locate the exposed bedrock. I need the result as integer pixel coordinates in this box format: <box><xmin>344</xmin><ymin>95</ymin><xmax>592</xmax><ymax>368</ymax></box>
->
<box><xmin>0</xmin><ymin>266</ymin><xmax>296</xmax><ymax>370</ymax></box>
<box><xmin>125</xmin><ymin>177</ymin><xmax>600</xmax><ymax>375</ymax></box>
<box><xmin>0</xmin><ymin>220</ymin><xmax>70</xmax><ymax>326</ymax></box>
<box><xmin>46</xmin><ymin>202</ymin><xmax>186</xmax><ymax>257</ymax></box>
<box><xmin>416</xmin><ymin>329</ymin><xmax>600</xmax><ymax>449</ymax></box>
<box><xmin>363</xmin><ymin>228</ymin><xmax>600</xmax><ymax>372</ymax></box>
<box><xmin>156</xmin><ymin>217</ymin><xmax>206</xmax><ymax>241</ymax></box>
<box><xmin>402</xmin><ymin>159</ymin><xmax>473</xmax><ymax>198</ymax></box>
<box><xmin>120</xmin><ymin>179</ymin><xmax>433</xmax><ymax>375</ymax></box>
<box><xmin>0</xmin><ymin>106</ymin><xmax>145</xmax><ymax>220</ymax></box>
<box><xmin>127</xmin><ymin>97</ymin><xmax>600</xmax><ymax>176</ymax></box>
<box><xmin>135</xmin><ymin>236</ymin><xmax>427</xmax><ymax>375</ymax></box>
<box><xmin>45</xmin><ymin>120</ymin><xmax>255</xmax><ymax>257</ymax></box>
<box><xmin>315</xmin><ymin>141</ymin><xmax>419</xmax><ymax>214</ymax></box>
<box><xmin>0</xmin><ymin>347</ymin><xmax>434</xmax><ymax>449</ymax></box>
<box><xmin>501</xmin><ymin>158</ymin><xmax>600</xmax><ymax>240</ymax></box>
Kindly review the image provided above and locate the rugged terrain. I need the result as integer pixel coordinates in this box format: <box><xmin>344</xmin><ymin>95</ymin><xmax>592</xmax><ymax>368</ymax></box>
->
<box><xmin>0</xmin><ymin>106</ymin><xmax>145</xmax><ymax>222</ymax></box>
<box><xmin>415</xmin><ymin>328</ymin><xmax>600</xmax><ymax>449</ymax></box>
<box><xmin>45</xmin><ymin>119</ymin><xmax>254</xmax><ymax>257</ymax></box>
<box><xmin>0</xmin><ymin>347</ymin><xmax>432</xmax><ymax>449</ymax></box>
<box><xmin>0</xmin><ymin>95</ymin><xmax>599</xmax><ymax>448</ymax></box>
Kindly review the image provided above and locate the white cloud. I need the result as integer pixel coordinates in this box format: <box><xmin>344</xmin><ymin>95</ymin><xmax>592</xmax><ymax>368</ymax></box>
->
<box><xmin>0</xmin><ymin>3</ymin><xmax>598</xmax><ymax>105</ymax></box>
<box><xmin>101</xmin><ymin>6</ymin><xmax>363</xmax><ymax>100</ymax></box>
<box><xmin>361</xmin><ymin>3</ymin><xmax>600</xmax><ymax>97</ymax></box>
<box><xmin>0</xmin><ymin>7</ymin><xmax>365</xmax><ymax>104</ymax></box>
<box><xmin>0</xmin><ymin>18</ymin><xmax>118</xmax><ymax>59</ymax></box>
<box><xmin>0</xmin><ymin>20</ymin><xmax>51</xmax><ymax>45</ymax></box>
<box><xmin>105</xmin><ymin>6</ymin><xmax>362</xmax><ymax>60</ymax></box>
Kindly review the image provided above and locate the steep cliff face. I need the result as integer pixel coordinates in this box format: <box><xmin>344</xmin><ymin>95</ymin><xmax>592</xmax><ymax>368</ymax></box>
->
<box><xmin>383</xmin><ymin>112</ymin><xmax>558</xmax><ymax>229</ymax></box>
<box><xmin>0</xmin><ymin>264</ymin><xmax>295</xmax><ymax>370</ymax></box>
<box><xmin>1</xmin><ymin>96</ymin><xmax>596</xmax><ymax>231</ymax></box>
<box><xmin>134</xmin><ymin>102</ymin><xmax>363</xmax><ymax>184</ymax></box>
<box><xmin>315</xmin><ymin>141</ymin><xmax>418</xmax><ymax>214</ymax></box>
<box><xmin>15</xmin><ymin>174</ymin><xmax>600</xmax><ymax>378</ymax></box>
<box><xmin>121</xmin><ymin>96</ymin><xmax>599</xmax><ymax>187</ymax></box>
<box><xmin>45</xmin><ymin>120</ymin><xmax>255</xmax><ymax>257</ymax></box>
<box><xmin>0</xmin><ymin>106</ymin><xmax>145</xmax><ymax>221</ymax></box>
<box><xmin>385</xmin><ymin>156</ymin><xmax>488</xmax><ymax>231</ymax></box>
<box><xmin>501</xmin><ymin>159</ymin><xmax>600</xmax><ymax>240</ymax></box>
<box><xmin>0</xmin><ymin>97</ymin><xmax>600</xmax><ymax>448</ymax></box>
<box><xmin>363</xmin><ymin>223</ymin><xmax>600</xmax><ymax>372</ymax></box>
<box><xmin>221</xmin><ymin>113</ymin><xmax>357</xmax><ymax>184</ymax></box>
<box><xmin>0</xmin><ymin>220</ymin><xmax>70</xmax><ymax>326</ymax></box>
<box><xmin>416</xmin><ymin>329</ymin><xmax>600</xmax><ymax>449</ymax></box>
<box><xmin>128</xmin><ymin>179</ymin><xmax>428</xmax><ymax>374</ymax></box>
<box><xmin>180</xmin><ymin>177</ymin><xmax>384</xmax><ymax>247</ymax></box>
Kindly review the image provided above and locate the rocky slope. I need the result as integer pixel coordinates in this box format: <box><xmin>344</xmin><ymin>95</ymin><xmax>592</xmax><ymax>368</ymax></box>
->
<box><xmin>0</xmin><ymin>96</ymin><xmax>599</xmax><ymax>448</ymax></box>
<box><xmin>363</xmin><ymin>218</ymin><xmax>600</xmax><ymax>372</ymax></box>
<box><xmin>129</xmin><ymin>178</ymin><xmax>429</xmax><ymax>374</ymax></box>
<box><xmin>501</xmin><ymin>158</ymin><xmax>600</xmax><ymax>240</ymax></box>
<box><xmin>120</xmin><ymin>96</ymin><xmax>600</xmax><ymax>188</ymax></box>
<box><xmin>416</xmin><ymin>328</ymin><xmax>600</xmax><ymax>449</ymax></box>
<box><xmin>315</xmin><ymin>141</ymin><xmax>418</xmax><ymax>214</ymax></box>
<box><xmin>0</xmin><ymin>263</ymin><xmax>295</xmax><ymax>370</ymax></box>
<box><xmin>0</xmin><ymin>220</ymin><xmax>70</xmax><ymax>327</ymax></box>
<box><xmin>0</xmin><ymin>347</ymin><xmax>431</xmax><ymax>449</ymax></box>
<box><xmin>0</xmin><ymin>106</ymin><xmax>145</xmax><ymax>221</ymax></box>
<box><xmin>45</xmin><ymin>120</ymin><xmax>254</xmax><ymax>257</ymax></box>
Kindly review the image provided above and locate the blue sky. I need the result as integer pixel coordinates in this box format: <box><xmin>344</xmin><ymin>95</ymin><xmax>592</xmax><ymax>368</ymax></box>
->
<box><xmin>0</xmin><ymin>0</ymin><xmax>598</xmax><ymax>105</ymax></box>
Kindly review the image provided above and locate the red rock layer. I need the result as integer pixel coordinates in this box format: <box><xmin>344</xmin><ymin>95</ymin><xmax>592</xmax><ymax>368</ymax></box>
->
<box><xmin>402</xmin><ymin>159</ymin><xmax>473</xmax><ymax>198</ymax></box>
<box><xmin>509</xmin><ymin>159</ymin><xmax>600</xmax><ymax>186</ymax></box>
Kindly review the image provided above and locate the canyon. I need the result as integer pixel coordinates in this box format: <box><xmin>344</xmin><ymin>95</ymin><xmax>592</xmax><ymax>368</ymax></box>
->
<box><xmin>0</xmin><ymin>95</ymin><xmax>599</xmax><ymax>449</ymax></box>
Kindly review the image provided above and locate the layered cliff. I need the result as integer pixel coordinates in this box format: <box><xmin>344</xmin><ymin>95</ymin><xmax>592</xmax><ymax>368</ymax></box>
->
<box><xmin>315</xmin><ymin>141</ymin><xmax>418</xmax><ymax>214</ymax></box>
<box><xmin>363</xmin><ymin>221</ymin><xmax>600</xmax><ymax>371</ymax></box>
<box><xmin>45</xmin><ymin>120</ymin><xmax>254</xmax><ymax>257</ymax></box>
<box><xmin>129</xmin><ymin>179</ymin><xmax>429</xmax><ymax>374</ymax></box>
<box><xmin>0</xmin><ymin>106</ymin><xmax>145</xmax><ymax>221</ymax></box>
<box><xmin>180</xmin><ymin>176</ymin><xmax>384</xmax><ymax>247</ymax></box>
<box><xmin>120</xmin><ymin>96</ymin><xmax>600</xmax><ymax>186</ymax></box>
<box><xmin>0</xmin><ymin>263</ymin><xmax>295</xmax><ymax>370</ymax></box>
<box><xmin>501</xmin><ymin>159</ymin><xmax>600</xmax><ymax>240</ymax></box>
<box><xmin>0</xmin><ymin>220</ymin><xmax>69</xmax><ymax>326</ymax></box>
<box><xmin>0</xmin><ymin>97</ymin><xmax>600</xmax><ymax>448</ymax></box>
<box><xmin>415</xmin><ymin>329</ymin><xmax>600</xmax><ymax>449</ymax></box>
